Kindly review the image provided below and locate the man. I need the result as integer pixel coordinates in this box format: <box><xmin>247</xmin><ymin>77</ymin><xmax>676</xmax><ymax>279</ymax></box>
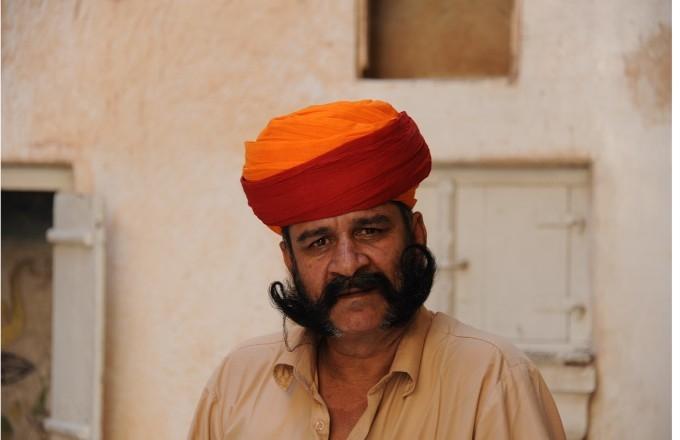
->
<box><xmin>189</xmin><ymin>100</ymin><xmax>565</xmax><ymax>439</ymax></box>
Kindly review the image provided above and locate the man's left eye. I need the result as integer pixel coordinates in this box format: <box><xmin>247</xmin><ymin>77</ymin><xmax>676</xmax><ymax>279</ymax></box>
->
<box><xmin>357</xmin><ymin>228</ymin><xmax>381</xmax><ymax>237</ymax></box>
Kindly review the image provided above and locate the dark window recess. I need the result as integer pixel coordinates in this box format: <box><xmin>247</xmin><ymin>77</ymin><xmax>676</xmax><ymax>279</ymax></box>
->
<box><xmin>363</xmin><ymin>0</ymin><xmax>514</xmax><ymax>79</ymax></box>
<box><xmin>2</xmin><ymin>191</ymin><xmax>54</xmax><ymax>240</ymax></box>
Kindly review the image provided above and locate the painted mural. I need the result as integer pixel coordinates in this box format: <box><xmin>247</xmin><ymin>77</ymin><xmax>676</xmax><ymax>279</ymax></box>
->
<box><xmin>1</xmin><ymin>241</ymin><xmax>52</xmax><ymax>440</ymax></box>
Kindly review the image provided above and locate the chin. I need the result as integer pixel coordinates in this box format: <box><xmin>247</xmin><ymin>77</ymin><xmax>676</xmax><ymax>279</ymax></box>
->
<box><xmin>329</xmin><ymin>293</ymin><xmax>388</xmax><ymax>335</ymax></box>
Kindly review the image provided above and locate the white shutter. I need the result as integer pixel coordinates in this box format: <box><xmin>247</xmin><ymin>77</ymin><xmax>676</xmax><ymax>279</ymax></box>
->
<box><xmin>451</xmin><ymin>170</ymin><xmax>591</xmax><ymax>355</ymax></box>
<box><xmin>567</xmin><ymin>186</ymin><xmax>591</xmax><ymax>353</ymax></box>
<box><xmin>419</xmin><ymin>168</ymin><xmax>591</xmax><ymax>357</ymax></box>
<box><xmin>458</xmin><ymin>184</ymin><xmax>571</xmax><ymax>343</ymax></box>
<box><xmin>44</xmin><ymin>193</ymin><xmax>105</xmax><ymax>440</ymax></box>
<box><xmin>418</xmin><ymin>175</ymin><xmax>455</xmax><ymax>313</ymax></box>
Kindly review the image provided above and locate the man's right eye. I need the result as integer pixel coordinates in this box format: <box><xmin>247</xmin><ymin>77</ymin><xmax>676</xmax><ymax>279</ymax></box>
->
<box><xmin>309</xmin><ymin>237</ymin><xmax>329</xmax><ymax>249</ymax></box>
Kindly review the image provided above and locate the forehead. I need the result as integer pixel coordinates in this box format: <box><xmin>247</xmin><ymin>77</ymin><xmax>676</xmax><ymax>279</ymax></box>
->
<box><xmin>287</xmin><ymin>203</ymin><xmax>402</xmax><ymax>236</ymax></box>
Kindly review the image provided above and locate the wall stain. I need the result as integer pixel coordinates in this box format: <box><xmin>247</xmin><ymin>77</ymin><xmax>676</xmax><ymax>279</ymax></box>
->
<box><xmin>623</xmin><ymin>23</ymin><xmax>671</xmax><ymax>124</ymax></box>
<box><xmin>73</xmin><ymin>0</ymin><xmax>81</xmax><ymax>20</ymax></box>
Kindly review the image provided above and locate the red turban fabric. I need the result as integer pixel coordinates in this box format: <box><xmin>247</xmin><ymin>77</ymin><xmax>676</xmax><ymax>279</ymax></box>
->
<box><xmin>241</xmin><ymin>100</ymin><xmax>431</xmax><ymax>232</ymax></box>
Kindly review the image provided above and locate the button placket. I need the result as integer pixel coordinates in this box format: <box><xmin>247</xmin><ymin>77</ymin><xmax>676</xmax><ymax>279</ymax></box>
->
<box><xmin>314</xmin><ymin>419</ymin><xmax>326</xmax><ymax>432</ymax></box>
<box><xmin>312</xmin><ymin>416</ymin><xmax>329</xmax><ymax>439</ymax></box>
<box><xmin>310</xmin><ymin>387</ymin><xmax>329</xmax><ymax>438</ymax></box>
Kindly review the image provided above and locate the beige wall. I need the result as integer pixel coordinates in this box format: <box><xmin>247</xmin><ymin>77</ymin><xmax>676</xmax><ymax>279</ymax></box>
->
<box><xmin>2</xmin><ymin>1</ymin><xmax>670</xmax><ymax>438</ymax></box>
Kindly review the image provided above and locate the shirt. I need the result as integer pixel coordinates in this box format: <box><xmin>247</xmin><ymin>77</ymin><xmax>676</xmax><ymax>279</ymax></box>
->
<box><xmin>188</xmin><ymin>308</ymin><xmax>566</xmax><ymax>439</ymax></box>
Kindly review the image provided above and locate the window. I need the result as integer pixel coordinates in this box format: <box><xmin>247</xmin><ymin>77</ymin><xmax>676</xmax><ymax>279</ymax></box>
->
<box><xmin>2</xmin><ymin>165</ymin><xmax>105</xmax><ymax>440</ymax></box>
<box><xmin>357</xmin><ymin>0</ymin><xmax>516</xmax><ymax>78</ymax></box>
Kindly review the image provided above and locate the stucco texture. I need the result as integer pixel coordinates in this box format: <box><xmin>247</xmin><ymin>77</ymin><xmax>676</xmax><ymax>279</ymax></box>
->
<box><xmin>1</xmin><ymin>0</ymin><xmax>670</xmax><ymax>438</ymax></box>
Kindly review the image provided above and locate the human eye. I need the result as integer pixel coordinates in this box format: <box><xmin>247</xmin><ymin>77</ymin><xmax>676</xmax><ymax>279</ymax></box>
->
<box><xmin>308</xmin><ymin>236</ymin><xmax>330</xmax><ymax>249</ymax></box>
<box><xmin>355</xmin><ymin>227</ymin><xmax>383</xmax><ymax>238</ymax></box>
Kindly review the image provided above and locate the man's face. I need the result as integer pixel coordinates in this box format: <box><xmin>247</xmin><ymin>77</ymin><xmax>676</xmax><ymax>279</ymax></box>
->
<box><xmin>281</xmin><ymin>203</ymin><xmax>427</xmax><ymax>336</ymax></box>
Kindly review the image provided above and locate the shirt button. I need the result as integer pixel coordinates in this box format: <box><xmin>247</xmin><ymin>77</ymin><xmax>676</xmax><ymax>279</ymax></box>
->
<box><xmin>314</xmin><ymin>420</ymin><xmax>326</xmax><ymax>432</ymax></box>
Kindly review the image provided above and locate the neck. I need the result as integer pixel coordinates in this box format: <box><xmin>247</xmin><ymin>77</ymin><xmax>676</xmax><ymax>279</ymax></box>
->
<box><xmin>318</xmin><ymin>325</ymin><xmax>407</xmax><ymax>383</ymax></box>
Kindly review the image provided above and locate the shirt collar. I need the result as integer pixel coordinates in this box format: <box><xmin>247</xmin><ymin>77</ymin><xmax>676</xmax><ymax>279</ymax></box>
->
<box><xmin>273</xmin><ymin>323</ymin><xmax>318</xmax><ymax>391</ymax></box>
<box><xmin>386</xmin><ymin>307</ymin><xmax>434</xmax><ymax>396</ymax></box>
<box><xmin>272</xmin><ymin>307</ymin><xmax>434</xmax><ymax>395</ymax></box>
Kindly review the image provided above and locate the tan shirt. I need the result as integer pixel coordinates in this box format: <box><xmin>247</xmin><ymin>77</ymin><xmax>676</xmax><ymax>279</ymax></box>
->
<box><xmin>189</xmin><ymin>308</ymin><xmax>565</xmax><ymax>439</ymax></box>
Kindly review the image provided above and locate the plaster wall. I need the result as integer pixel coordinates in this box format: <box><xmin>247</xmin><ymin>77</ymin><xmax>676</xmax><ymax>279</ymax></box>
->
<box><xmin>1</xmin><ymin>1</ymin><xmax>670</xmax><ymax>438</ymax></box>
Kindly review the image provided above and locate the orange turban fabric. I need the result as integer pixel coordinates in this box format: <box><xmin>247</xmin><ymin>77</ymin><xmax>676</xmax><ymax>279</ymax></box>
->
<box><xmin>241</xmin><ymin>100</ymin><xmax>431</xmax><ymax>232</ymax></box>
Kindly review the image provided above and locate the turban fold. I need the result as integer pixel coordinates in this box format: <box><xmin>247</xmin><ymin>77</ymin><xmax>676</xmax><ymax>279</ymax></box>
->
<box><xmin>241</xmin><ymin>100</ymin><xmax>431</xmax><ymax>231</ymax></box>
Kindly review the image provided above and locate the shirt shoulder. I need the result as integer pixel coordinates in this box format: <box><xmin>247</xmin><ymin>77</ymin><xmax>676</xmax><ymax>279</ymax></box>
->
<box><xmin>427</xmin><ymin>311</ymin><xmax>531</xmax><ymax>369</ymax></box>
<box><xmin>233</xmin><ymin>331</ymin><xmax>286</xmax><ymax>352</ymax></box>
<box><xmin>422</xmin><ymin>312</ymin><xmax>565</xmax><ymax>438</ymax></box>
<box><xmin>203</xmin><ymin>332</ymin><xmax>286</xmax><ymax>399</ymax></box>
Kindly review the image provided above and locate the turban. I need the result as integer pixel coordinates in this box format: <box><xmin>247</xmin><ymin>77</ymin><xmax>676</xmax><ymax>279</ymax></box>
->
<box><xmin>241</xmin><ymin>100</ymin><xmax>431</xmax><ymax>232</ymax></box>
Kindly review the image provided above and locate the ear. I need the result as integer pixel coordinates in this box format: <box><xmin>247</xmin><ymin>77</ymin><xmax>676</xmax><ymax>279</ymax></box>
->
<box><xmin>411</xmin><ymin>212</ymin><xmax>427</xmax><ymax>246</ymax></box>
<box><xmin>280</xmin><ymin>240</ymin><xmax>294</xmax><ymax>272</ymax></box>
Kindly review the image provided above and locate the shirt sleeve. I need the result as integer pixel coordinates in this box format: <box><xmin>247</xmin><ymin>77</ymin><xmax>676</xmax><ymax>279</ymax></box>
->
<box><xmin>474</xmin><ymin>361</ymin><xmax>566</xmax><ymax>440</ymax></box>
<box><xmin>187</xmin><ymin>387</ymin><xmax>224</xmax><ymax>440</ymax></box>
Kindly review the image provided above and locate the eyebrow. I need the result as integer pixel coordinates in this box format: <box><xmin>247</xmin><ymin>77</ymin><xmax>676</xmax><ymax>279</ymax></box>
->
<box><xmin>296</xmin><ymin>226</ymin><xmax>331</xmax><ymax>243</ymax></box>
<box><xmin>354</xmin><ymin>214</ymin><xmax>392</xmax><ymax>227</ymax></box>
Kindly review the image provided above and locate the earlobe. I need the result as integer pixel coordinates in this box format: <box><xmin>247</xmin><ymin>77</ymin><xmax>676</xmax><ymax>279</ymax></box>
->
<box><xmin>412</xmin><ymin>212</ymin><xmax>427</xmax><ymax>245</ymax></box>
<box><xmin>280</xmin><ymin>241</ymin><xmax>294</xmax><ymax>272</ymax></box>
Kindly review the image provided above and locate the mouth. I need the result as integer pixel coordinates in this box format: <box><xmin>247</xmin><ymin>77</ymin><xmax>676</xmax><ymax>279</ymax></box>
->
<box><xmin>336</xmin><ymin>287</ymin><xmax>376</xmax><ymax>299</ymax></box>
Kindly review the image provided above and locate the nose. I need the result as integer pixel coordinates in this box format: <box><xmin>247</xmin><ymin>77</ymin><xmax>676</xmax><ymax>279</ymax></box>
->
<box><xmin>328</xmin><ymin>236</ymin><xmax>370</xmax><ymax>277</ymax></box>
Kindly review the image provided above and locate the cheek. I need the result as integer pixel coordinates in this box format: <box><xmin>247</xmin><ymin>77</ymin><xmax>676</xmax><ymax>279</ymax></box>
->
<box><xmin>296</xmin><ymin>262</ymin><xmax>326</xmax><ymax>298</ymax></box>
<box><xmin>369</xmin><ymin>250</ymin><xmax>401</xmax><ymax>278</ymax></box>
